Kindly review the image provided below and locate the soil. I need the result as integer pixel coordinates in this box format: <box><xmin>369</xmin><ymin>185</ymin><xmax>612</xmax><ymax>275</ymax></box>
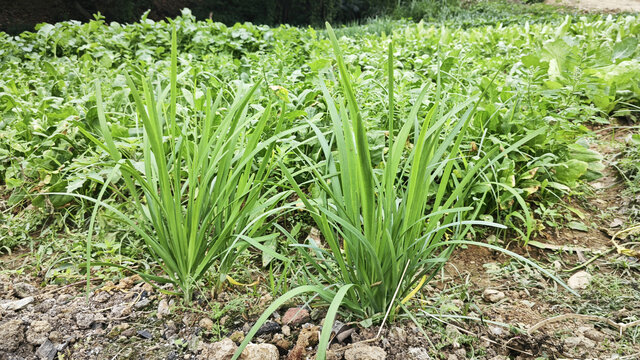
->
<box><xmin>545</xmin><ymin>0</ymin><xmax>640</xmax><ymax>13</ymax></box>
<box><xmin>1</xmin><ymin>125</ymin><xmax>639</xmax><ymax>360</ymax></box>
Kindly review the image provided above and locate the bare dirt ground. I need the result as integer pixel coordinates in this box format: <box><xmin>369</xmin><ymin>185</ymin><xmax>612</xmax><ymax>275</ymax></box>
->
<box><xmin>545</xmin><ymin>0</ymin><xmax>640</xmax><ymax>13</ymax></box>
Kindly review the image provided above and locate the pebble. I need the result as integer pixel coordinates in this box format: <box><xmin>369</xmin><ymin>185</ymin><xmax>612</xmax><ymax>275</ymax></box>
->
<box><xmin>0</xmin><ymin>296</ymin><xmax>34</xmax><ymax>311</ymax></box>
<box><xmin>198</xmin><ymin>317</ymin><xmax>214</xmax><ymax>331</ymax></box>
<box><xmin>134</xmin><ymin>298</ymin><xmax>151</xmax><ymax>309</ymax></box>
<box><xmin>405</xmin><ymin>347</ymin><xmax>431</xmax><ymax>360</ymax></box>
<box><xmin>255</xmin><ymin>321</ymin><xmax>281</xmax><ymax>336</ymax></box>
<box><xmin>577</xmin><ymin>325</ymin><xmax>605</xmax><ymax>343</ymax></box>
<box><xmin>564</xmin><ymin>335</ymin><xmax>596</xmax><ymax>348</ymax></box>
<box><xmin>272</xmin><ymin>333</ymin><xmax>291</xmax><ymax>350</ymax></box>
<box><xmin>344</xmin><ymin>344</ymin><xmax>387</xmax><ymax>360</ymax></box>
<box><xmin>229</xmin><ymin>330</ymin><xmax>244</xmax><ymax>344</ymax></box>
<box><xmin>13</xmin><ymin>282</ymin><xmax>37</xmax><ymax>298</ymax></box>
<box><xmin>281</xmin><ymin>324</ymin><xmax>291</xmax><ymax>336</ymax></box>
<box><xmin>488</xmin><ymin>326</ymin><xmax>505</xmax><ymax>337</ymax></box>
<box><xmin>36</xmin><ymin>339</ymin><xmax>57</xmax><ymax>360</ymax></box>
<box><xmin>241</xmin><ymin>343</ymin><xmax>279</xmax><ymax>360</ymax></box>
<box><xmin>75</xmin><ymin>312</ymin><xmax>95</xmax><ymax>329</ymax></box>
<box><xmin>482</xmin><ymin>289</ymin><xmax>505</xmax><ymax>303</ymax></box>
<box><xmin>199</xmin><ymin>338</ymin><xmax>237</xmax><ymax>360</ymax></box>
<box><xmin>567</xmin><ymin>271</ymin><xmax>592</xmax><ymax>290</ymax></box>
<box><xmin>137</xmin><ymin>329</ymin><xmax>153</xmax><ymax>339</ymax></box>
<box><xmin>35</xmin><ymin>298</ymin><xmax>56</xmax><ymax>313</ymax></box>
<box><xmin>282</xmin><ymin>307</ymin><xmax>311</xmax><ymax>326</ymax></box>
<box><xmin>389</xmin><ymin>326</ymin><xmax>407</xmax><ymax>343</ymax></box>
<box><xmin>157</xmin><ymin>299</ymin><xmax>171</xmax><ymax>318</ymax></box>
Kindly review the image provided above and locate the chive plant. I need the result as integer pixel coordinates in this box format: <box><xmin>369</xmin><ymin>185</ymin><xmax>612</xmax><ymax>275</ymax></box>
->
<box><xmin>79</xmin><ymin>29</ymin><xmax>288</xmax><ymax>302</ymax></box>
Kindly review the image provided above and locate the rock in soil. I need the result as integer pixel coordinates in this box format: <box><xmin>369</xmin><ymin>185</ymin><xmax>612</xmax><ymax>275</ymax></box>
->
<box><xmin>229</xmin><ymin>330</ymin><xmax>244</xmax><ymax>344</ymax></box>
<box><xmin>567</xmin><ymin>271</ymin><xmax>592</xmax><ymax>290</ymax></box>
<box><xmin>75</xmin><ymin>312</ymin><xmax>94</xmax><ymax>329</ymax></box>
<box><xmin>564</xmin><ymin>335</ymin><xmax>596</xmax><ymax>349</ymax></box>
<box><xmin>272</xmin><ymin>333</ymin><xmax>291</xmax><ymax>350</ymax></box>
<box><xmin>482</xmin><ymin>289</ymin><xmax>505</xmax><ymax>303</ymax></box>
<box><xmin>198</xmin><ymin>317</ymin><xmax>214</xmax><ymax>331</ymax></box>
<box><xmin>282</xmin><ymin>307</ymin><xmax>311</xmax><ymax>326</ymax></box>
<box><xmin>199</xmin><ymin>338</ymin><xmax>237</xmax><ymax>360</ymax></box>
<box><xmin>13</xmin><ymin>282</ymin><xmax>37</xmax><ymax>298</ymax></box>
<box><xmin>157</xmin><ymin>299</ymin><xmax>171</xmax><ymax>318</ymax></box>
<box><xmin>0</xmin><ymin>296</ymin><xmax>34</xmax><ymax>311</ymax></box>
<box><xmin>405</xmin><ymin>347</ymin><xmax>431</xmax><ymax>360</ymax></box>
<box><xmin>256</xmin><ymin>321</ymin><xmax>281</xmax><ymax>336</ymax></box>
<box><xmin>241</xmin><ymin>343</ymin><xmax>279</xmax><ymax>360</ymax></box>
<box><xmin>344</xmin><ymin>344</ymin><xmax>387</xmax><ymax>360</ymax></box>
<box><xmin>36</xmin><ymin>339</ymin><xmax>57</xmax><ymax>360</ymax></box>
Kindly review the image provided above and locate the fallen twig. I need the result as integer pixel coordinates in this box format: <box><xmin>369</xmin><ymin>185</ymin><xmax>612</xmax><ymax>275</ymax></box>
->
<box><xmin>529</xmin><ymin>314</ymin><xmax>640</xmax><ymax>336</ymax></box>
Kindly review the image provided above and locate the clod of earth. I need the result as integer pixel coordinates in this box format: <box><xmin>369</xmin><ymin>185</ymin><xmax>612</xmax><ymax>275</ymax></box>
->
<box><xmin>0</xmin><ymin>319</ymin><xmax>24</xmax><ymax>352</ymax></box>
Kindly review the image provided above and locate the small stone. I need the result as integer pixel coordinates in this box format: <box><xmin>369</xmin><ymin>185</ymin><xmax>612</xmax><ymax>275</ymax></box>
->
<box><xmin>137</xmin><ymin>329</ymin><xmax>153</xmax><ymax>339</ymax></box>
<box><xmin>488</xmin><ymin>326</ymin><xmax>504</xmax><ymax>337</ymax></box>
<box><xmin>36</xmin><ymin>339</ymin><xmax>57</xmax><ymax>360</ymax></box>
<box><xmin>110</xmin><ymin>304</ymin><xmax>131</xmax><ymax>318</ymax></box>
<box><xmin>199</xmin><ymin>317</ymin><xmax>214</xmax><ymax>331</ymax></box>
<box><xmin>135</xmin><ymin>298</ymin><xmax>151</xmax><ymax>309</ymax></box>
<box><xmin>405</xmin><ymin>347</ymin><xmax>431</xmax><ymax>360</ymax></box>
<box><xmin>26</xmin><ymin>320</ymin><xmax>52</xmax><ymax>345</ymax></box>
<box><xmin>454</xmin><ymin>348</ymin><xmax>466</xmax><ymax>358</ymax></box>
<box><xmin>13</xmin><ymin>282</ymin><xmax>37</xmax><ymax>298</ymax></box>
<box><xmin>35</xmin><ymin>298</ymin><xmax>56</xmax><ymax>313</ymax></box>
<box><xmin>75</xmin><ymin>312</ymin><xmax>94</xmax><ymax>329</ymax></box>
<box><xmin>282</xmin><ymin>307</ymin><xmax>311</xmax><ymax>326</ymax></box>
<box><xmin>446</xmin><ymin>355</ymin><xmax>458</xmax><ymax>360</ymax></box>
<box><xmin>49</xmin><ymin>331</ymin><xmax>63</xmax><ymax>343</ymax></box>
<box><xmin>281</xmin><ymin>325</ymin><xmax>291</xmax><ymax>336</ymax></box>
<box><xmin>336</xmin><ymin>328</ymin><xmax>354</xmax><ymax>342</ymax></box>
<box><xmin>564</xmin><ymin>336</ymin><xmax>583</xmax><ymax>348</ymax></box>
<box><xmin>93</xmin><ymin>291</ymin><xmax>110</xmax><ymax>303</ymax></box>
<box><xmin>610</xmin><ymin>218</ymin><xmax>623</xmax><ymax>228</ymax></box>
<box><xmin>0</xmin><ymin>319</ymin><xmax>24</xmax><ymax>352</ymax></box>
<box><xmin>255</xmin><ymin>321</ymin><xmax>281</xmax><ymax>336</ymax></box>
<box><xmin>482</xmin><ymin>289</ymin><xmax>505</xmax><ymax>303</ymax></box>
<box><xmin>582</xmin><ymin>327</ymin><xmax>605</xmax><ymax>342</ymax></box>
<box><xmin>389</xmin><ymin>326</ymin><xmax>407</xmax><ymax>343</ymax></box>
<box><xmin>240</xmin><ymin>343</ymin><xmax>279</xmax><ymax>360</ymax></box>
<box><xmin>57</xmin><ymin>294</ymin><xmax>72</xmax><ymax>304</ymax></box>
<box><xmin>568</xmin><ymin>271</ymin><xmax>592</xmax><ymax>290</ymax></box>
<box><xmin>158</xmin><ymin>299</ymin><xmax>171</xmax><ymax>318</ymax></box>
<box><xmin>0</xmin><ymin>296</ymin><xmax>34</xmax><ymax>311</ymax></box>
<box><xmin>344</xmin><ymin>344</ymin><xmax>386</xmax><ymax>360</ymax></box>
<box><xmin>199</xmin><ymin>338</ymin><xmax>237</xmax><ymax>360</ymax></box>
<box><xmin>229</xmin><ymin>330</ymin><xmax>244</xmax><ymax>344</ymax></box>
<box><xmin>272</xmin><ymin>333</ymin><xmax>291</xmax><ymax>350</ymax></box>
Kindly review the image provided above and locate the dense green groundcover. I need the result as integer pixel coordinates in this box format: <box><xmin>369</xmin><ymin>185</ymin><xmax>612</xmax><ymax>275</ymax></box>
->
<box><xmin>0</xmin><ymin>3</ymin><xmax>639</xmax><ymax>344</ymax></box>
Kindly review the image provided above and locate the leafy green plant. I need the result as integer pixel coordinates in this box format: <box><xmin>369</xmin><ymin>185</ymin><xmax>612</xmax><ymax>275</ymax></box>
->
<box><xmin>234</xmin><ymin>23</ymin><xmax>577</xmax><ymax>360</ymax></box>
<box><xmin>73</xmin><ymin>29</ymin><xmax>288</xmax><ymax>301</ymax></box>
